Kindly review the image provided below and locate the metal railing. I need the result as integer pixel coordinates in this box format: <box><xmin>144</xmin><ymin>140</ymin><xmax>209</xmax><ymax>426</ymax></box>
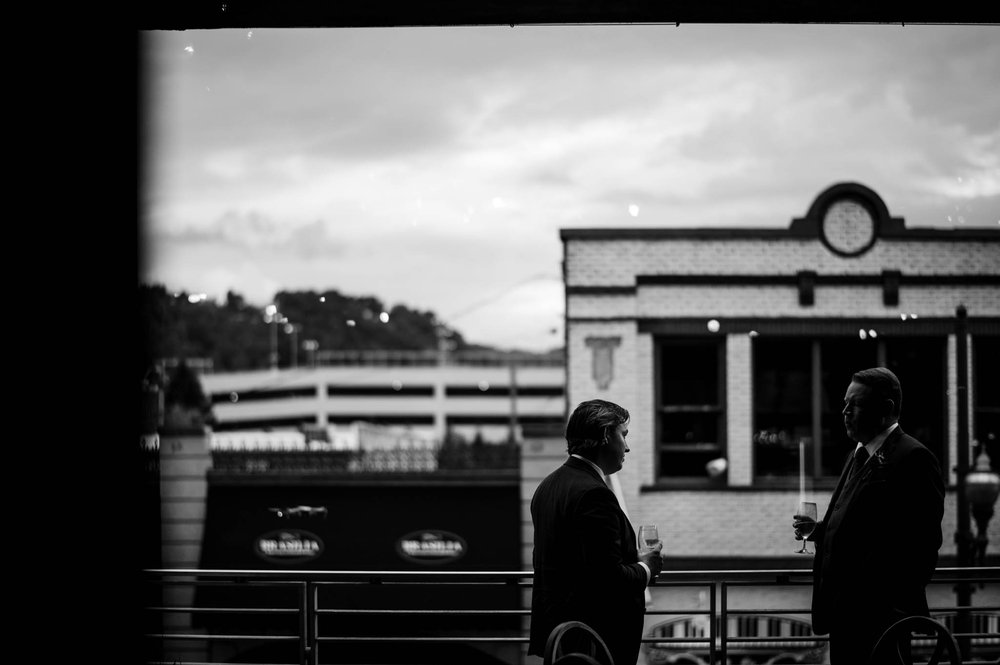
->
<box><xmin>313</xmin><ymin>349</ymin><xmax>564</xmax><ymax>367</ymax></box>
<box><xmin>142</xmin><ymin>566</ymin><xmax>1000</xmax><ymax>665</ymax></box>
<box><xmin>209</xmin><ymin>441</ymin><xmax>521</xmax><ymax>473</ymax></box>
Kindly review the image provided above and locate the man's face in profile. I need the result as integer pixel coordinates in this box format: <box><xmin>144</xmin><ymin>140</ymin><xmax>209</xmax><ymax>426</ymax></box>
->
<box><xmin>842</xmin><ymin>381</ymin><xmax>885</xmax><ymax>444</ymax></box>
<box><xmin>596</xmin><ymin>422</ymin><xmax>629</xmax><ymax>474</ymax></box>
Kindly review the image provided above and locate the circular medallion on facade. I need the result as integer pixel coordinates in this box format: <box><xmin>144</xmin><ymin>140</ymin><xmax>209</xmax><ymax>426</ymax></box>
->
<box><xmin>820</xmin><ymin>198</ymin><xmax>877</xmax><ymax>257</ymax></box>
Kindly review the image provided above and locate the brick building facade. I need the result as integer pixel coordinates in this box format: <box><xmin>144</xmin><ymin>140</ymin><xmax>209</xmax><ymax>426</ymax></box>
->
<box><xmin>559</xmin><ymin>181</ymin><xmax>1000</xmax><ymax>564</ymax></box>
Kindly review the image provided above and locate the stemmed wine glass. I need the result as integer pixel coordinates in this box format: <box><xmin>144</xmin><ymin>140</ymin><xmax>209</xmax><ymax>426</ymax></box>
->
<box><xmin>793</xmin><ymin>502</ymin><xmax>818</xmax><ymax>554</ymax></box>
<box><xmin>638</xmin><ymin>524</ymin><xmax>660</xmax><ymax>553</ymax></box>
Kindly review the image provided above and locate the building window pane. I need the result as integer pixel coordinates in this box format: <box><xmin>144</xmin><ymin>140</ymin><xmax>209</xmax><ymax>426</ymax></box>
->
<box><xmin>973</xmin><ymin>336</ymin><xmax>998</xmax><ymax>471</ymax></box>
<box><xmin>753</xmin><ymin>334</ymin><xmax>947</xmax><ymax>485</ymax></box>
<box><xmin>753</xmin><ymin>339</ymin><xmax>812</xmax><ymax>481</ymax></box>
<box><xmin>819</xmin><ymin>337</ymin><xmax>877</xmax><ymax>476</ymax></box>
<box><xmin>752</xmin><ymin>336</ymin><xmax>877</xmax><ymax>483</ymax></box>
<box><xmin>657</xmin><ymin>339</ymin><xmax>724</xmax><ymax>480</ymax></box>
<box><xmin>662</xmin><ymin>342</ymin><xmax>720</xmax><ymax>405</ymax></box>
<box><xmin>884</xmin><ymin>337</ymin><xmax>947</xmax><ymax>470</ymax></box>
<box><xmin>661</xmin><ymin>410</ymin><xmax>720</xmax><ymax>443</ymax></box>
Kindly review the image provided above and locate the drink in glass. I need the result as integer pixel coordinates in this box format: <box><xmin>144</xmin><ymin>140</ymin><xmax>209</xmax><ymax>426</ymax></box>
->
<box><xmin>794</xmin><ymin>502</ymin><xmax>818</xmax><ymax>554</ymax></box>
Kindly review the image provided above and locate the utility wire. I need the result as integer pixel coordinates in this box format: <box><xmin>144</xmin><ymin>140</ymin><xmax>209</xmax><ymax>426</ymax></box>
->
<box><xmin>444</xmin><ymin>271</ymin><xmax>561</xmax><ymax>323</ymax></box>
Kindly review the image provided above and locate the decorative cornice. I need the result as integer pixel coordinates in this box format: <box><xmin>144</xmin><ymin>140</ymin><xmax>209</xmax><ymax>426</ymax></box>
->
<box><xmin>560</xmin><ymin>227</ymin><xmax>999</xmax><ymax>241</ymax></box>
<box><xmin>566</xmin><ymin>285</ymin><xmax>638</xmax><ymax>295</ymax></box>
<box><xmin>561</xmin><ymin>182</ymin><xmax>998</xmax><ymax>244</ymax></box>
<box><xmin>565</xmin><ymin>273</ymin><xmax>1000</xmax><ymax>294</ymax></box>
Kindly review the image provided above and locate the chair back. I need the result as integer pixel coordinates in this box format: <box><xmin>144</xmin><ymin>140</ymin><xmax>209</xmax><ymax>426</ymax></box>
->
<box><xmin>551</xmin><ymin>654</ymin><xmax>604</xmax><ymax>665</ymax></box>
<box><xmin>868</xmin><ymin>615</ymin><xmax>961</xmax><ymax>665</ymax></box>
<box><xmin>543</xmin><ymin>621</ymin><xmax>615</xmax><ymax>665</ymax></box>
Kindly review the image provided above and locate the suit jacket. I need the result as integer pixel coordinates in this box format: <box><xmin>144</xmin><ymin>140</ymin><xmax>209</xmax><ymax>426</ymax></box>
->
<box><xmin>528</xmin><ymin>457</ymin><xmax>649</xmax><ymax>665</ymax></box>
<box><xmin>811</xmin><ymin>426</ymin><xmax>944</xmax><ymax>640</ymax></box>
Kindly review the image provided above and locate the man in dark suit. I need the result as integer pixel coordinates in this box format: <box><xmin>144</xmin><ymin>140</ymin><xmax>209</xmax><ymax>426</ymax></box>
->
<box><xmin>528</xmin><ymin>399</ymin><xmax>662</xmax><ymax>665</ymax></box>
<box><xmin>794</xmin><ymin>367</ymin><xmax>945</xmax><ymax>664</ymax></box>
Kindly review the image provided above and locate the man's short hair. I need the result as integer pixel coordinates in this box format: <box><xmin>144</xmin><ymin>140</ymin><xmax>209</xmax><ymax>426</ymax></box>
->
<box><xmin>566</xmin><ymin>399</ymin><xmax>630</xmax><ymax>455</ymax></box>
<box><xmin>852</xmin><ymin>367</ymin><xmax>902</xmax><ymax>418</ymax></box>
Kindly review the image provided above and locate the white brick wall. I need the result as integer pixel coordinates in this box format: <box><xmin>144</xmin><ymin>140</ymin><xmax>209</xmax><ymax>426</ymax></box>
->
<box><xmin>636</xmin><ymin>333</ymin><xmax>656</xmax><ymax>489</ymax></box>
<box><xmin>570</xmin><ymin>284</ymin><xmax>1000</xmax><ymax>318</ymax></box>
<box><xmin>160</xmin><ymin>430</ymin><xmax>211</xmax><ymax>569</ymax></box>
<box><xmin>571</xmin><ymin>286</ymin><xmax>999</xmax><ymax>320</ymax></box>
<box><xmin>626</xmin><ymin>489</ymin><xmax>999</xmax><ymax>558</ymax></box>
<box><xmin>566</xmin><ymin>239</ymin><xmax>1000</xmax><ymax>286</ymax></box>
<box><xmin>898</xmin><ymin>287</ymin><xmax>1000</xmax><ymax>316</ymax></box>
<box><xmin>726</xmin><ymin>334</ymin><xmax>753</xmax><ymax>486</ymax></box>
<box><xmin>158</xmin><ymin>429</ymin><xmax>212</xmax><ymax>661</ymax></box>
<box><xmin>636</xmin><ymin>491</ymin><xmax>828</xmax><ymax>556</ymax></box>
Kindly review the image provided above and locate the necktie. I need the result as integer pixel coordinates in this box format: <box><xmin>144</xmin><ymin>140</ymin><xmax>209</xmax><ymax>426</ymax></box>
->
<box><xmin>849</xmin><ymin>447</ymin><xmax>870</xmax><ymax>480</ymax></box>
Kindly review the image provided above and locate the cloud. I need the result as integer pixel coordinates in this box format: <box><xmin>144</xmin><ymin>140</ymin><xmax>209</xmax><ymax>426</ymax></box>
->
<box><xmin>140</xmin><ymin>25</ymin><xmax>1000</xmax><ymax>350</ymax></box>
<box><xmin>149</xmin><ymin>209</ymin><xmax>351</xmax><ymax>260</ymax></box>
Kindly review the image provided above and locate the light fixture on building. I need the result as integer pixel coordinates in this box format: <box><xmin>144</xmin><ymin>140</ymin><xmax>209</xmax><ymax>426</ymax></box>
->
<box><xmin>966</xmin><ymin>449</ymin><xmax>1000</xmax><ymax>566</ymax></box>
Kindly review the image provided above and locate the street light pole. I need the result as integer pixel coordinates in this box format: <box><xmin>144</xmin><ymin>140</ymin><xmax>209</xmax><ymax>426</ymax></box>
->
<box><xmin>285</xmin><ymin>323</ymin><xmax>300</xmax><ymax>368</ymax></box>
<box><xmin>265</xmin><ymin>304</ymin><xmax>279</xmax><ymax>371</ymax></box>
<box><xmin>303</xmin><ymin>339</ymin><xmax>319</xmax><ymax>369</ymax></box>
<box><xmin>508</xmin><ymin>355</ymin><xmax>518</xmax><ymax>443</ymax></box>
<box><xmin>968</xmin><ymin>450</ymin><xmax>1000</xmax><ymax>566</ymax></box>
<box><xmin>954</xmin><ymin>304</ymin><xmax>973</xmax><ymax>661</ymax></box>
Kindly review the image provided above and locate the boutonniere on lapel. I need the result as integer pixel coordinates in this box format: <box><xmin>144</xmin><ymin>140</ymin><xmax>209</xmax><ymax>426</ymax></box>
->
<box><xmin>859</xmin><ymin>450</ymin><xmax>889</xmax><ymax>483</ymax></box>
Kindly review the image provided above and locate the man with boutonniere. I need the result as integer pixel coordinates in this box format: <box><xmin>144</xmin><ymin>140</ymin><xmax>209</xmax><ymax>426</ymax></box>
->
<box><xmin>792</xmin><ymin>367</ymin><xmax>945</xmax><ymax>665</ymax></box>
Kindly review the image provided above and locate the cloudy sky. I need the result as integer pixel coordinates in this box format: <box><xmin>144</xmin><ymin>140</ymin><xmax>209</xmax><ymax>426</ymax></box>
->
<box><xmin>139</xmin><ymin>24</ymin><xmax>999</xmax><ymax>352</ymax></box>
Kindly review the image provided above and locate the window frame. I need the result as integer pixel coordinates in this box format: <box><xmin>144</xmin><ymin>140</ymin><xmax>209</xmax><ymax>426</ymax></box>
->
<box><xmin>751</xmin><ymin>334</ymin><xmax>948</xmax><ymax>488</ymax></box>
<box><xmin>653</xmin><ymin>336</ymin><xmax>727</xmax><ymax>485</ymax></box>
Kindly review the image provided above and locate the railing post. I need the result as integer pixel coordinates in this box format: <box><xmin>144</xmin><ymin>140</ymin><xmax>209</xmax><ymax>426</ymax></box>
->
<box><xmin>719</xmin><ymin>581</ymin><xmax>727</xmax><ymax>665</ymax></box>
<box><xmin>304</xmin><ymin>580</ymin><xmax>317</xmax><ymax>665</ymax></box>
<box><xmin>709</xmin><ymin>581</ymin><xmax>717</xmax><ymax>665</ymax></box>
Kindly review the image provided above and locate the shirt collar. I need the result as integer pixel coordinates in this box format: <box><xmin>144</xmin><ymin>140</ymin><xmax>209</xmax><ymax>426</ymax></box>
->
<box><xmin>570</xmin><ymin>453</ymin><xmax>608</xmax><ymax>483</ymax></box>
<box><xmin>857</xmin><ymin>422</ymin><xmax>898</xmax><ymax>458</ymax></box>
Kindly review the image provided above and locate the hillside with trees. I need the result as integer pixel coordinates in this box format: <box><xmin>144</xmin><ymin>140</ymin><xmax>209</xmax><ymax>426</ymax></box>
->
<box><xmin>138</xmin><ymin>283</ymin><xmax>556</xmax><ymax>378</ymax></box>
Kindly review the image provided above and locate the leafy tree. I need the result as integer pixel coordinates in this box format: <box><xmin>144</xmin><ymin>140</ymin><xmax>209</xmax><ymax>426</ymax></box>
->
<box><xmin>163</xmin><ymin>360</ymin><xmax>215</xmax><ymax>428</ymax></box>
<box><xmin>139</xmin><ymin>282</ymin><xmax>557</xmax><ymax>372</ymax></box>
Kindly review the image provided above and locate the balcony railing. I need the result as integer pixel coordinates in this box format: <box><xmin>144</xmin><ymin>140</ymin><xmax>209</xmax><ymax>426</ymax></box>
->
<box><xmin>142</xmin><ymin>566</ymin><xmax>999</xmax><ymax>665</ymax></box>
<box><xmin>313</xmin><ymin>349</ymin><xmax>564</xmax><ymax>367</ymax></box>
<box><xmin>209</xmin><ymin>441</ymin><xmax>521</xmax><ymax>474</ymax></box>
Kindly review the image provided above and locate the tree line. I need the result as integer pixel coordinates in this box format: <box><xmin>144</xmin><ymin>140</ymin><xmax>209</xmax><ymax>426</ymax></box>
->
<box><xmin>138</xmin><ymin>282</ymin><xmax>487</xmax><ymax>376</ymax></box>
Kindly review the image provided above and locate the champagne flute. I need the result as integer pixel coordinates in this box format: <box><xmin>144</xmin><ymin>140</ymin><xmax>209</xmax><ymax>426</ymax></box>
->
<box><xmin>638</xmin><ymin>524</ymin><xmax>660</xmax><ymax>553</ymax></box>
<box><xmin>793</xmin><ymin>502</ymin><xmax>818</xmax><ymax>554</ymax></box>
